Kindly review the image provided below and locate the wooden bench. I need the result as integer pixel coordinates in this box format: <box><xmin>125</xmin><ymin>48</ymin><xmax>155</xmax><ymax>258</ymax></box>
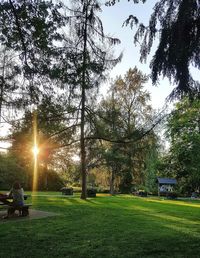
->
<box><xmin>3</xmin><ymin>204</ymin><xmax>32</xmax><ymax>217</ymax></box>
<box><xmin>15</xmin><ymin>204</ymin><xmax>32</xmax><ymax>216</ymax></box>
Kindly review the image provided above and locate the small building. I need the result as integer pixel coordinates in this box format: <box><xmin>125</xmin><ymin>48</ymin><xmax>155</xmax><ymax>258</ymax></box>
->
<box><xmin>157</xmin><ymin>177</ymin><xmax>177</xmax><ymax>196</ymax></box>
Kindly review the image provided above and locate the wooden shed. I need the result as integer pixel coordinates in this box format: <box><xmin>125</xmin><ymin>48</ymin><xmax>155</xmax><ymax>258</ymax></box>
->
<box><xmin>157</xmin><ymin>177</ymin><xmax>177</xmax><ymax>196</ymax></box>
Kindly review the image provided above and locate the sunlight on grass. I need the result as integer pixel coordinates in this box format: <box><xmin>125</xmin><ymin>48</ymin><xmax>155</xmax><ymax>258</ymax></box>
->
<box><xmin>123</xmin><ymin>197</ymin><xmax>200</xmax><ymax>226</ymax></box>
<box><xmin>145</xmin><ymin>198</ymin><xmax>200</xmax><ymax>208</ymax></box>
<box><xmin>149</xmin><ymin>210</ymin><xmax>200</xmax><ymax>225</ymax></box>
<box><xmin>2</xmin><ymin>194</ymin><xmax>200</xmax><ymax>257</ymax></box>
<box><xmin>97</xmin><ymin>193</ymin><xmax>112</xmax><ymax>197</ymax></box>
<box><xmin>47</xmin><ymin>197</ymin><xmax>85</xmax><ymax>205</ymax></box>
<box><xmin>129</xmin><ymin>204</ymin><xmax>153</xmax><ymax>213</ymax></box>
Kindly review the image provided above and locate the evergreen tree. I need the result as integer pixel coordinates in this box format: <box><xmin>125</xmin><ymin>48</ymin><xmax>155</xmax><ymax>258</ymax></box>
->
<box><xmin>66</xmin><ymin>0</ymin><xmax>121</xmax><ymax>199</ymax></box>
<box><xmin>106</xmin><ymin>0</ymin><xmax>200</xmax><ymax>98</ymax></box>
<box><xmin>0</xmin><ymin>0</ymin><xmax>67</xmax><ymax>110</ymax></box>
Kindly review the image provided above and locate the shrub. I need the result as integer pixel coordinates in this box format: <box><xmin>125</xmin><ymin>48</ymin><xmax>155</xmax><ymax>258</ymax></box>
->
<box><xmin>87</xmin><ymin>188</ymin><xmax>97</xmax><ymax>197</ymax></box>
<box><xmin>60</xmin><ymin>187</ymin><xmax>73</xmax><ymax>195</ymax></box>
<box><xmin>166</xmin><ymin>192</ymin><xmax>178</xmax><ymax>199</ymax></box>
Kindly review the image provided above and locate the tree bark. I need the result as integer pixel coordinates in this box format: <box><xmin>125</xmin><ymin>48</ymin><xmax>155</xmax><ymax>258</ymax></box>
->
<box><xmin>80</xmin><ymin>85</ymin><xmax>87</xmax><ymax>199</ymax></box>
<box><xmin>0</xmin><ymin>48</ymin><xmax>6</xmax><ymax>121</ymax></box>
<box><xmin>80</xmin><ymin>2</ymin><xmax>88</xmax><ymax>200</ymax></box>
<box><xmin>110</xmin><ymin>168</ymin><xmax>115</xmax><ymax>195</ymax></box>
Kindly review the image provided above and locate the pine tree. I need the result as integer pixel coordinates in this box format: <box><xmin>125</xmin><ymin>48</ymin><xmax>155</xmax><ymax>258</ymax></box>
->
<box><xmin>66</xmin><ymin>0</ymin><xmax>121</xmax><ymax>199</ymax></box>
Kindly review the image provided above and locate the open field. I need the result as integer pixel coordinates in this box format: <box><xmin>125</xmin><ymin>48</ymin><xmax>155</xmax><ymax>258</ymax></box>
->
<box><xmin>1</xmin><ymin>193</ymin><xmax>200</xmax><ymax>258</ymax></box>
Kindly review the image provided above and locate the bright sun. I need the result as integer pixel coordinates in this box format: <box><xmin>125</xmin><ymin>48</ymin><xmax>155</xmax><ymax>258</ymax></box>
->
<box><xmin>32</xmin><ymin>145</ymin><xmax>39</xmax><ymax>158</ymax></box>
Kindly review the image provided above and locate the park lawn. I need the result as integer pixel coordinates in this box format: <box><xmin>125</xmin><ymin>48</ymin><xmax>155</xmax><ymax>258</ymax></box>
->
<box><xmin>0</xmin><ymin>194</ymin><xmax>200</xmax><ymax>258</ymax></box>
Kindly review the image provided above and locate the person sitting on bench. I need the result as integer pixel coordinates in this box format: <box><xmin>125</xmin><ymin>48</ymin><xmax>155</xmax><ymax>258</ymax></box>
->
<box><xmin>3</xmin><ymin>181</ymin><xmax>24</xmax><ymax>218</ymax></box>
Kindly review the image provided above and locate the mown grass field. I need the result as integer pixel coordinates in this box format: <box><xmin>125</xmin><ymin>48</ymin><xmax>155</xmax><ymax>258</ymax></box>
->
<box><xmin>1</xmin><ymin>193</ymin><xmax>200</xmax><ymax>258</ymax></box>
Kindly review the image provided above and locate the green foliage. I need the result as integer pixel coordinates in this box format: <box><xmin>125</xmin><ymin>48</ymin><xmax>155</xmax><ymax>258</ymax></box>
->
<box><xmin>147</xmin><ymin>0</ymin><xmax>200</xmax><ymax>98</ymax></box>
<box><xmin>0</xmin><ymin>153</ymin><xmax>27</xmax><ymax>189</ymax></box>
<box><xmin>87</xmin><ymin>188</ymin><xmax>97</xmax><ymax>197</ymax></box>
<box><xmin>0</xmin><ymin>152</ymin><xmax>64</xmax><ymax>190</ymax></box>
<box><xmin>107</xmin><ymin>0</ymin><xmax>200</xmax><ymax>98</ymax></box>
<box><xmin>0</xmin><ymin>0</ymin><xmax>65</xmax><ymax>73</ymax></box>
<box><xmin>165</xmin><ymin>98</ymin><xmax>200</xmax><ymax>193</ymax></box>
<box><xmin>65</xmin><ymin>0</ymin><xmax>121</xmax><ymax>199</ymax></box>
<box><xmin>10</xmin><ymin>96</ymin><xmax>74</xmax><ymax>164</ymax></box>
<box><xmin>0</xmin><ymin>0</ymin><xmax>70</xmax><ymax>120</ymax></box>
<box><xmin>6</xmin><ymin>97</ymin><xmax>76</xmax><ymax>190</ymax></box>
<box><xmin>93</xmin><ymin>68</ymin><xmax>157</xmax><ymax>193</ymax></box>
<box><xmin>0</xmin><ymin>48</ymin><xmax>22</xmax><ymax>116</ymax></box>
<box><xmin>61</xmin><ymin>163</ymin><xmax>81</xmax><ymax>186</ymax></box>
<box><xmin>65</xmin><ymin>0</ymin><xmax>122</xmax><ymax>91</ymax></box>
<box><xmin>105</xmin><ymin>0</ymin><xmax>146</xmax><ymax>7</ymax></box>
<box><xmin>38</xmin><ymin>168</ymin><xmax>64</xmax><ymax>191</ymax></box>
<box><xmin>0</xmin><ymin>0</ymin><xmax>121</xmax><ymax>199</ymax></box>
<box><xmin>144</xmin><ymin>147</ymin><xmax>159</xmax><ymax>193</ymax></box>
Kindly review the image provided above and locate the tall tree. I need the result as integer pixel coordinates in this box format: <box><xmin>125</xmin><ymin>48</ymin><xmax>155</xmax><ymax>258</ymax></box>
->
<box><xmin>106</xmin><ymin>0</ymin><xmax>200</xmax><ymax>98</ymax></box>
<box><xmin>0</xmin><ymin>0</ymin><xmax>70</xmax><ymax>157</ymax></box>
<box><xmin>98</xmin><ymin>93</ymin><xmax>124</xmax><ymax>194</ymax></box>
<box><xmin>95</xmin><ymin>68</ymin><xmax>157</xmax><ymax>193</ymax></box>
<box><xmin>66</xmin><ymin>0</ymin><xmax>121</xmax><ymax>199</ymax></box>
<box><xmin>165</xmin><ymin>98</ymin><xmax>200</xmax><ymax>193</ymax></box>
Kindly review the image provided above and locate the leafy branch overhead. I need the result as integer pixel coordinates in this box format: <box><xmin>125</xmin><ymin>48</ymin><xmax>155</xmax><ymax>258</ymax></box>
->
<box><xmin>107</xmin><ymin>0</ymin><xmax>200</xmax><ymax>99</ymax></box>
<box><xmin>0</xmin><ymin>0</ymin><xmax>66</xmax><ymax>72</ymax></box>
<box><xmin>105</xmin><ymin>0</ymin><xmax>146</xmax><ymax>7</ymax></box>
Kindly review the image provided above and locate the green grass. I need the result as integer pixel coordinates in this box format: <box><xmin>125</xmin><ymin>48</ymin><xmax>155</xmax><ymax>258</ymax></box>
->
<box><xmin>1</xmin><ymin>193</ymin><xmax>200</xmax><ymax>258</ymax></box>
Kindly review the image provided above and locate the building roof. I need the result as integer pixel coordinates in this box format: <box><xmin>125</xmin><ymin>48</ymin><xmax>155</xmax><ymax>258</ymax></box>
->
<box><xmin>157</xmin><ymin>177</ymin><xmax>177</xmax><ymax>185</ymax></box>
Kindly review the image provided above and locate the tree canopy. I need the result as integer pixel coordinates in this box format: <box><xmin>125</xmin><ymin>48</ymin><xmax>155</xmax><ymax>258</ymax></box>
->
<box><xmin>1</xmin><ymin>0</ymin><xmax>199</xmax><ymax>196</ymax></box>
<box><xmin>106</xmin><ymin>0</ymin><xmax>200</xmax><ymax>99</ymax></box>
<box><xmin>165</xmin><ymin>98</ymin><xmax>200</xmax><ymax>193</ymax></box>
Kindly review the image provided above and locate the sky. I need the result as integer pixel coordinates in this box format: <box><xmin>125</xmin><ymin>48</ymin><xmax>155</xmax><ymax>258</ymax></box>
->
<box><xmin>98</xmin><ymin>1</ymin><xmax>176</xmax><ymax>110</ymax></box>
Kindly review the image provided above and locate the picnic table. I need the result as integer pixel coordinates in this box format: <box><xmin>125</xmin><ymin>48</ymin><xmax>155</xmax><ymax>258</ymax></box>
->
<box><xmin>0</xmin><ymin>193</ymin><xmax>30</xmax><ymax>203</ymax></box>
<box><xmin>0</xmin><ymin>193</ymin><xmax>32</xmax><ymax>216</ymax></box>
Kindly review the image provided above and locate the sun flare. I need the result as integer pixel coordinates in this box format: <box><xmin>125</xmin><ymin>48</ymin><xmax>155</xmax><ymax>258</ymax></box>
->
<box><xmin>32</xmin><ymin>110</ymin><xmax>38</xmax><ymax>193</ymax></box>
<box><xmin>32</xmin><ymin>145</ymin><xmax>39</xmax><ymax>158</ymax></box>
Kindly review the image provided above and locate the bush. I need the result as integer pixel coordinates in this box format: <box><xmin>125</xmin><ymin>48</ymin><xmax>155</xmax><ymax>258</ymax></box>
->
<box><xmin>87</xmin><ymin>188</ymin><xmax>97</xmax><ymax>197</ymax></box>
<box><xmin>132</xmin><ymin>190</ymin><xmax>148</xmax><ymax>197</ymax></box>
<box><xmin>159</xmin><ymin>191</ymin><xmax>178</xmax><ymax>199</ymax></box>
<box><xmin>191</xmin><ymin>192</ymin><xmax>199</xmax><ymax>198</ymax></box>
<box><xmin>138</xmin><ymin>190</ymin><xmax>148</xmax><ymax>197</ymax></box>
<box><xmin>60</xmin><ymin>187</ymin><xmax>73</xmax><ymax>195</ymax></box>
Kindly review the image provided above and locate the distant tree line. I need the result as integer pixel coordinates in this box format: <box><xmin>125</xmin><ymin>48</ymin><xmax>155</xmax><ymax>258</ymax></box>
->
<box><xmin>0</xmin><ymin>67</ymin><xmax>160</xmax><ymax>193</ymax></box>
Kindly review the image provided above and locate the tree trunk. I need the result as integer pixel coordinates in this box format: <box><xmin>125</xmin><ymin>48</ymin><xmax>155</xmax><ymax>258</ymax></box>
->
<box><xmin>80</xmin><ymin>2</ymin><xmax>88</xmax><ymax>200</ymax></box>
<box><xmin>0</xmin><ymin>49</ymin><xmax>6</xmax><ymax>121</ymax></box>
<box><xmin>110</xmin><ymin>168</ymin><xmax>115</xmax><ymax>195</ymax></box>
<box><xmin>80</xmin><ymin>85</ymin><xmax>87</xmax><ymax>199</ymax></box>
<box><xmin>45</xmin><ymin>163</ymin><xmax>48</xmax><ymax>190</ymax></box>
